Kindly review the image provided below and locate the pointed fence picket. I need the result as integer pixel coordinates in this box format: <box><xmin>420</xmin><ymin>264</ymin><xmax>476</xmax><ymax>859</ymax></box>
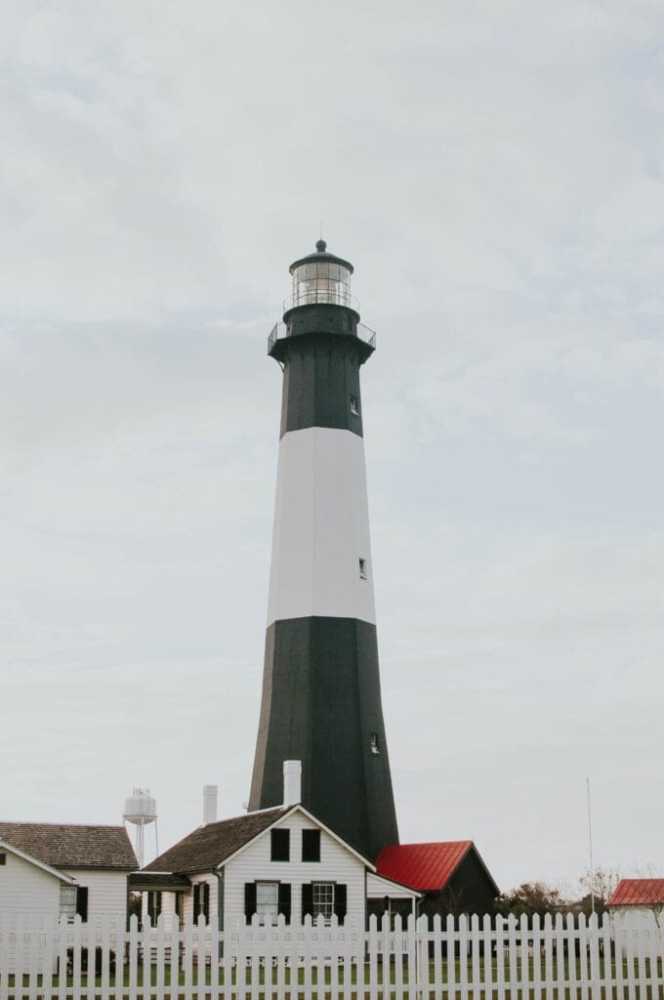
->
<box><xmin>1</xmin><ymin>910</ymin><xmax>663</xmax><ymax>1000</ymax></box>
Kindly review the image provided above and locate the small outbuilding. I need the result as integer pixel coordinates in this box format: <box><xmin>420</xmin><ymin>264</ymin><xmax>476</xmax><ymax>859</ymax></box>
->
<box><xmin>0</xmin><ymin>822</ymin><xmax>137</xmax><ymax>924</ymax></box>
<box><xmin>608</xmin><ymin>878</ymin><xmax>664</xmax><ymax>923</ymax></box>
<box><xmin>0</xmin><ymin>838</ymin><xmax>78</xmax><ymax>921</ymax></box>
<box><xmin>376</xmin><ymin>840</ymin><xmax>499</xmax><ymax>918</ymax></box>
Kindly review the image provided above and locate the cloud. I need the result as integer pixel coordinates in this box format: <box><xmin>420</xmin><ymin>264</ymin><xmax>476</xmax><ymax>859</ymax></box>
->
<box><xmin>2</xmin><ymin>0</ymin><xmax>664</xmax><ymax>887</ymax></box>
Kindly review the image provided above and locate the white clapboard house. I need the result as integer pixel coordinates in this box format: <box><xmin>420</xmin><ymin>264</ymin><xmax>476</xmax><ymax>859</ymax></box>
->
<box><xmin>0</xmin><ymin>822</ymin><xmax>137</xmax><ymax>924</ymax></box>
<box><xmin>131</xmin><ymin>762</ymin><xmax>419</xmax><ymax>929</ymax></box>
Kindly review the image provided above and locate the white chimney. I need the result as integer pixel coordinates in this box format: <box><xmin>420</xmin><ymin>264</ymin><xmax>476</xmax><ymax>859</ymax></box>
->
<box><xmin>202</xmin><ymin>784</ymin><xmax>218</xmax><ymax>825</ymax></box>
<box><xmin>283</xmin><ymin>760</ymin><xmax>302</xmax><ymax>806</ymax></box>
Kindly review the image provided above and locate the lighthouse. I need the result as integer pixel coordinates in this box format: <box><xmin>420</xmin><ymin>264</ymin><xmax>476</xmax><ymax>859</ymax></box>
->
<box><xmin>248</xmin><ymin>241</ymin><xmax>399</xmax><ymax>861</ymax></box>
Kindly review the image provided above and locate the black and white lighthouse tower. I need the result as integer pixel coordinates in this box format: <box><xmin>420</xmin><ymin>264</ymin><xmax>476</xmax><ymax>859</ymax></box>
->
<box><xmin>249</xmin><ymin>241</ymin><xmax>399</xmax><ymax>861</ymax></box>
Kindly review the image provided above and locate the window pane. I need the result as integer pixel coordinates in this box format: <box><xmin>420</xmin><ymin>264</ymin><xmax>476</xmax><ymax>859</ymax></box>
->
<box><xmin>312</xmin><ymin>881</ymin><xmax>334</xmax><ymax>922</ymax></box>
<box><xmin>256</xmin><ymin>881</ymin><xmax>279</xmax><ymax>924</ymax></box>
<box><xmin>256</xmin><ymin>882</ymin><xmax>278</xmax><ymax>908</ymax></box>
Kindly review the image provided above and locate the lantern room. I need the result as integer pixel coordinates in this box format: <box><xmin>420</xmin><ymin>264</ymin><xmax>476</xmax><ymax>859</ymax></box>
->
<box><xmin>288</xmin><ymin>239</ymin><xmax>354</xmax><ymax>309</ymax></box>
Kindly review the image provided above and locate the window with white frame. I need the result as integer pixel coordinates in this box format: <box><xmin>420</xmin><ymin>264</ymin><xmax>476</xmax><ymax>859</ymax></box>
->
<box><xmin>256</xmin><ymin>882</ymin><xmax>279</xmax><ymax>924</ymax></box>
<box><xmin>312</xmin><ymin>882</ymin><xmax>335</xmax><ymax>923</ymax></box>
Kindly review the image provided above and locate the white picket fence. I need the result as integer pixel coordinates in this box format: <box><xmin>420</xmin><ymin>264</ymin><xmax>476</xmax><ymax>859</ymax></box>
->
<box><xmin>1</xmin><ymin>912</ymin><xmax>663</xmax><ymax>1000</ymax></box>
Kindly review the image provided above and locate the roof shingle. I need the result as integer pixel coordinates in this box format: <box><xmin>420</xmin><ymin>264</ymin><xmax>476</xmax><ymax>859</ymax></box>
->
<box><xmin>144</xmin><ymin>807</ymin><xmax>288</xmax><ymax>875</ymax></box>
<box><xmin>0</xmin><ymin>822</ymin><xmax>137</xmax><ymax>871</ymax></box>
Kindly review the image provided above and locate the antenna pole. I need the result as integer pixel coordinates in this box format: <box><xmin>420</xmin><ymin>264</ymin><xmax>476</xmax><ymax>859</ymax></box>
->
<box><xmin>586</xmin><ymin>776</ymin><xmax>595</xmax><ymax>915</ymax></box>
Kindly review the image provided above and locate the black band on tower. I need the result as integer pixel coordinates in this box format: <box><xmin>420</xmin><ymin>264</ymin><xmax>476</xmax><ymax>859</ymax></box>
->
<box><xmin>249</xmin><ymin>617</ymin><xmax>399</xmax><ymax>862</ymax></box>
<box><xmin>278</xmin><ymin>334</ymin><xmax>365</xmax><ymax>438</ymax></box>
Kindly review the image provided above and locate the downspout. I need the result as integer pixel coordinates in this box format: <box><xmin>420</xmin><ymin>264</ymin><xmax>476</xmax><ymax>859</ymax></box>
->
<box><xmin>214</xmin><ymin>869</ymin><xmax>224</xmax><ymax>960</ymax></box>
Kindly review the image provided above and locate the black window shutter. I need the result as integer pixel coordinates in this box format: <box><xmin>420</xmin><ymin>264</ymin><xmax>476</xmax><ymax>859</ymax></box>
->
<box><xmin>334</xmin><ymin>884</ymin><xmax>347</xmax><ymax>924</ymax></box>
<box><xmin>244</xmin><ymin>882</ymin><xmax>257</xmax><ymax>923</ymax></box>
<box><xmin>76</xmin><ymin>886</ymin><xmax>89</xmax><ymax>923</ymax></box>
<box><xmin>271</xmin><ymin>828</ymin><xmax>290</xmax><ymax>861</ymax></box>
<box><xmin>203</xmin><ymin>882</ymin><xmax>210</xmax><ymax>923</ymax></box>
<box><xmin>278</xmin><ymin>883</ymin><xmax>291</xmax><ymax>925</ymax></box>
<box><xmin>193</xmin><ymin>883</ymin><xmax>200</xmax><ymax>919</ymax></box>
<box><xmin>302</xmin><ymin>829</ymin><xmax>321</xmax><ymax>862</ymax></box>
<box><xmin>301</xmin><ymin>882</ymin><xmax>313</xmax><ymax>920</ymax></box>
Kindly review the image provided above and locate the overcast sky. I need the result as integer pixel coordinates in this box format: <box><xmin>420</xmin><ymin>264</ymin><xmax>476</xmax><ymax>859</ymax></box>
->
<box><xmin>2</xmin><ymin>0</ymin><xmax>663</xmax><ymax>894</ymax></box>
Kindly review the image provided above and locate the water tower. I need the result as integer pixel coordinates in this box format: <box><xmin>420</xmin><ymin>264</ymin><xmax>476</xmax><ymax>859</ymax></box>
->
<box><xmin>123</xmin><ymin>787</ymin><xmax>158</xmax><ymax>868</ymax></box>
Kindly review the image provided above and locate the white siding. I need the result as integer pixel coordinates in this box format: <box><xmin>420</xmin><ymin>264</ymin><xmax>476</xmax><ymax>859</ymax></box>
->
<box><xmin>64</xmin><ymin>870</ymin><xmax>129</xmax><ymax>923</ymax></box>
<box><xmin>0</xmin><ymin>849</ymin><xmax>62</xmax><ymax>921</ymax></box>
<box><xmin>223</xmin><ymin>811</ymin><xmax>366</xmax><ymax>928</ymax></box>
<box><xmin>611</xmin><ymin>906</ymin><xmax>662</xmax><ymax>927</ymax></box>
<box><xmin>366</xmin><ymin>873</ymin><xmax>419</xmax><ymax>901</ymax></box>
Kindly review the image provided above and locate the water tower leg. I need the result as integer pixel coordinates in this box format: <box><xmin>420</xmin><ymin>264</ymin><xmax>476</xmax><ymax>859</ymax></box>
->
<box><xmin>136</xmin><ymin>824</ymin><xmax>145</xmax><ymax>869</ymax></box>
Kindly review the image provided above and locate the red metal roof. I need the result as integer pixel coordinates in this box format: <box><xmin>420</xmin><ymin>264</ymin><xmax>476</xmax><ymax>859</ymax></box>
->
<box><xmin>376</xmin><ymin>841</ymin><xmax>474</xmax><ymax>892</ymax></box>
<box><xmin>608</xmin><ymin>879</ymin><xmax>664</xmax><ymax>907</ymax></box>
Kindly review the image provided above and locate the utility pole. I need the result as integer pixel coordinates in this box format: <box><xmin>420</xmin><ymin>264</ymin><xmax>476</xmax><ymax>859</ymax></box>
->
<box><xmin>586</xmin><ymin>776</ymin><xmax>595</xmax><ymax>915</ymax></box>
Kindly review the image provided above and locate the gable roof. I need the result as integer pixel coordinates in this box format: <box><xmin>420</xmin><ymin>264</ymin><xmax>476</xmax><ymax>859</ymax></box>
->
<box><xmin>144</xmin><ymin>807</ymin><xmax>289</xmax><ymax>875</ymax></box>
<box><xmin>376</xmin><ymin>841</ymin><xmax>498</xmax><ymax>894</ymax></box>
<box><xmin>608</xmin><ymin>879</ymin><xmax>664</xmax><ymax>907</ymax></box>
<box><xmin>0</xmin><ymin>822</ymin><xmax>137</xmax><ymax>871</ymax></box>
<box><xmin>0</xmin><ymin>839</ymin><xmax>77</xmax><ymax>885</ymax></box>
<box><xmin>144</xmin><ymin>804</ymin><xmax>374</xmax><ymax>876</ymax></box>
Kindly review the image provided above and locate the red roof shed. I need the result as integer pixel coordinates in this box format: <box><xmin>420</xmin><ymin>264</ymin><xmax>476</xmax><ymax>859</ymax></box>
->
<box><xmin>608</xmin><ymin>879</ymin><xmax>664</xmax><ymax>907</ymax></box>
<box><xmin>376</xmin><ymin>841</ymin><xmax>498</xmax><ymax>895</ymax></box>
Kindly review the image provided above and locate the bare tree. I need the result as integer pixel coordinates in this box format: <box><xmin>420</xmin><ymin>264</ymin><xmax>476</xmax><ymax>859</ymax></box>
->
<box><xmin>577</xmin><ymin>866</ymin><xmax>621</xmax><ymax>916</ymax></box>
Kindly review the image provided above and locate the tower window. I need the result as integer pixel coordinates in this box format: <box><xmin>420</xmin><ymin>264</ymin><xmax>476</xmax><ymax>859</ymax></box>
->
<box><xmin>350</xmin><ymin>395</ymin><xmax>360</xmax><ymax>416</ymax></box>
<box><xmin>0</xmin><ymin>852</ymin><xmax>6</xmax><ymax>865</ymax></box>
<box><xmin>359</xmin><ymin>558</ymin><xmax>368</xmax><ymax>580</ymax></box>
<box><xmin>370</xmin><ymin>733</ymin><xmax>380</xmax><ymax>755</ymax></box>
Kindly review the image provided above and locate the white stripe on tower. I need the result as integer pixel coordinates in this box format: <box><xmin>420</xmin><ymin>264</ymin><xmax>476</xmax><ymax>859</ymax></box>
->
<box><xmin>267</xmin><ymin>426</ymin><xmax>376</xmax><ymax>626</ymax></box>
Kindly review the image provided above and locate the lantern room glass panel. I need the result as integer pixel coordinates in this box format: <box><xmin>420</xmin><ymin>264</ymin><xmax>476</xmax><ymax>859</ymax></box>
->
<box><xmin>291</xmin><ymin>260</ymin><xmax>352</xmax><ymax>307</ymax></box>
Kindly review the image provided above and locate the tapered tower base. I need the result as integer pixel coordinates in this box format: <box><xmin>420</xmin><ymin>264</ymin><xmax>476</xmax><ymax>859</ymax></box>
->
<box><xmin>249</xmin><ymin>616</ymin><xmax>397</xmax><ymax>861</ymax></box>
